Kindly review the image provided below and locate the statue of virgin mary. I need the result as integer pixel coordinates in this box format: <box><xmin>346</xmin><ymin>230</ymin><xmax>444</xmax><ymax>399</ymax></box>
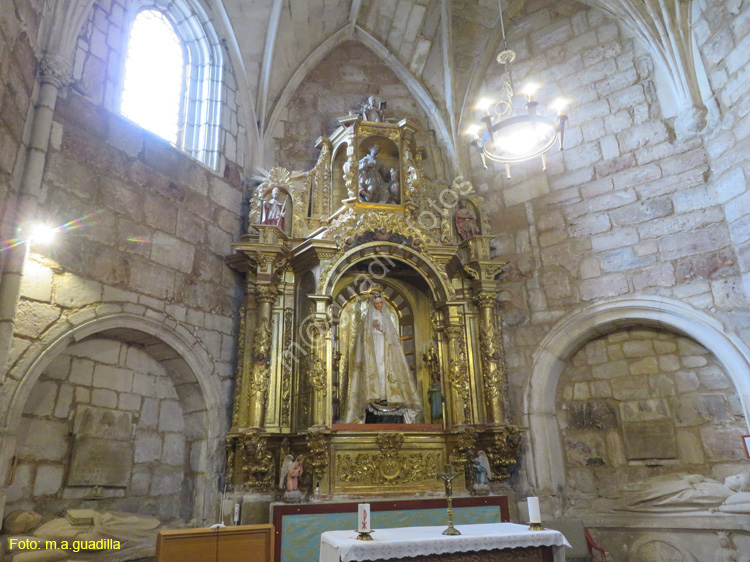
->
<box><xmin>341</xmin><ymin>294</ymin><xmax>422</xmax><ymax>423</ymax></box>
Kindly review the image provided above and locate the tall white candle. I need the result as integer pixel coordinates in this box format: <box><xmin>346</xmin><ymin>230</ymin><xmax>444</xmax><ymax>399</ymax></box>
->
<box><xmin>233</xmin><ymin>503</ymin><xmax>240</xmax><ymax>524</ymax></box>
<box><xmin>357</xmin><ymin>503</ymin><xmax>371</xmax><ymax>532</ymax></box>
<box><xmin>527</xmin><ymin>497</ymin><xmax>541</xmax><ymax>523</ymax></box>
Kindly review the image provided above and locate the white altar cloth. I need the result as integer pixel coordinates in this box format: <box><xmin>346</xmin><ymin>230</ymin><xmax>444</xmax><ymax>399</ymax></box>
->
<box><xmin>319</xmin><ymin>522</ymin><xmax>571</xmax><ymax>562</ymax></box>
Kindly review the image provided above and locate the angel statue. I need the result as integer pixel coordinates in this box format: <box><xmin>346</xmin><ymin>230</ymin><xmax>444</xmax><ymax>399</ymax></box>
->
<box><xmin>279</xmin><ymin>455</ymin><xmax>304</xmax><ymax>503</ymax></box>
<box><xmin>470</xmin><ymin>451</ymin><xmax>492</xmax><ymax>495</ymax></box>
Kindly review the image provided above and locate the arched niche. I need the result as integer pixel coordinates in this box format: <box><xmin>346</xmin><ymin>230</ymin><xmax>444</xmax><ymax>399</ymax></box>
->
<box><xmin>524</xmin><ymin>296</ymin><xmax>750</xmax><ymax>495</ymax></box>
<box><xmin>357</xmin><ymin>135</ymin><xmax>401</xmax><ymax>206</ymax></box>
<box><xmin>331</xmin><ymin>141</ymin><xmax>348</xmax><ymax>210</ymax></box>
<box><xmin>319</xmin><ymin>241</ymin><xmax>453</xmax><ymax>305</ymax></box>
<box><xmin>330</xmin><ymin>264</ymin><xmax>434</xmax><ymax>424</ymax></box>
<box><xmin>258</xmin><ymin>185</ymin><xmax>293</xmax><ymax>234</ymax></box>
<box><xmin>1</xmin><ymin>313</ymin><xmax>223</xmax><ymax>523</ymax></box>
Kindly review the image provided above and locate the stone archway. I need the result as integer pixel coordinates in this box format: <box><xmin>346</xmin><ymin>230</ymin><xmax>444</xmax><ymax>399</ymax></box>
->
<box><xmin>0</xmin><ymin>312</ymin><xmax>224</xmax><ymax>523</ymax></box>
<box><xmin>523</xmin><ymin>296</ymin><xmax>750</xmax><ymax>494</ymax></box>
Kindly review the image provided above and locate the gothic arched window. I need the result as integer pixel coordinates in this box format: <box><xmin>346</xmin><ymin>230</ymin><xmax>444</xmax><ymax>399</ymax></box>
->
<box><xmin>121</xmin><ymin>10</ymin><xmax>185</xmax><ymax>144</ymax></box>
<box><xmin>120</xmin><ymin>0</ymin><xmax>223</xmax><ymax>169</ymax></box>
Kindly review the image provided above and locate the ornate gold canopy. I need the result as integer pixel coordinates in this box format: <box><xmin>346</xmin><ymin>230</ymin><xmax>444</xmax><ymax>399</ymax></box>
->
<box><xmin>225</xmin><ymin>109</ymin><xmax>520</xmax><ymax>497</ymax></box>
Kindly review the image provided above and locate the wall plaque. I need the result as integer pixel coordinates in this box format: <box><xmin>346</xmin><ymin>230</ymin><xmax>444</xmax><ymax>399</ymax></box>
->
<box><xmin>67</xmin><ymin>406</ymin><xmax>134</xmax><ymax>487</ymax></box>
<box><xmin>620</xmin><ymin>399</ymin><xmax>678</xmax><ymax>460</ymax></box>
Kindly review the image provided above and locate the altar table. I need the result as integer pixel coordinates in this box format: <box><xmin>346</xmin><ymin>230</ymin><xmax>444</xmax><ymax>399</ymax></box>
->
<box><xmin>320</xmin><ymin>522</ymin><xmax>571</xmax><ymax>562</ymax></box>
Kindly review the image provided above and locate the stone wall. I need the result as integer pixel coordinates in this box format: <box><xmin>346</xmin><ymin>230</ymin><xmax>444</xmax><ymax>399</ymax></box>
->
<box><xmin>275</xmin><ymin>39</ymin><xmax>448</xmax><ymax>180</ymax></box>
<box><xmin>0</xmin><ymin>0</ymin><xmax>42</xmax><ymax>240</ymax></box>
<box><xmin>694</xmin><ymin>0</ymin><xmax>750</xmax><ymax>343</ymax></box>
<box><xmin>467</xmin><ymin>0</ymin><xmax>749</xmax><ymax>425</ymax></box>
<box><xmin>558</xmin><ymin>328</ymin><xmax>747</xmax><ymax>508</ymax></box>
<box><xmin>6</xmin><ymin>338</ymin><xmax>192</xmax><ymax>521</ymax></box>
<box><xmin>1</xmin><ymin>0</ymin><xmax>246</xmax><ymax>526</ymax></box>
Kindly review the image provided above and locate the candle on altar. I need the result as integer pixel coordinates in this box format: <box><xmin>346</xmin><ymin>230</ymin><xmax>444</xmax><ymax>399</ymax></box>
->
<box><xmin>357</xmin><ymin>503</ymin><xmax>371</xmax><ymax>532</ymax></box>
<box><xmin>527</xmin><ymin>497</ymin><xmax>541</xmax><ymax>523</ymax></box>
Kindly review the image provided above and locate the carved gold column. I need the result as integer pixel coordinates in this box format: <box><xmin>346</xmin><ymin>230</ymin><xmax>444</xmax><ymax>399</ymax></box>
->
<box><xmin>309</xmin><ymin>295</ymin><xmax>331</xmax><ymax>427</ymax></box>
<box><xmin>474</xmin><ymin>291</ymin><xmax>505</xmax><ymax>425</ymax></box>
<box><xmin>238</xmin><ymin>284</ymin><xmax>278</xmax><ymax>430</ymax></box>
<box><xmin>443</xmin><ymin>322</ymin><xmax>472</xmax><ymax>427</ymax></box>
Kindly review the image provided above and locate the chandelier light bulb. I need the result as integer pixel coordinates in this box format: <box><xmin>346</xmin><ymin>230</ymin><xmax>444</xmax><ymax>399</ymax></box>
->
<box><xmin>522</xmin><ymin>83</ymin><xmax>539</xmax><ymax>101</ymax></box>
<box><xmin>476</xmin><ymin>98</ymin><xmax>494</xmax><ymax>112</ymax></box>
<box><xmin>466</xmin><ymin>124</ymin><xmax>481</xmax><ymax>137</ymax></box>
<box><xmin>552</xmin><ymin>98</ymin><xmax>569</xmax><ymax>115</ymax></box>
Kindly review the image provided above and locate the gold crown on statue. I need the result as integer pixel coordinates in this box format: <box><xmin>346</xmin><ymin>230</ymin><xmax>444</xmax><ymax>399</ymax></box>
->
<box><xmin>363</xmin><ymin>284</ymin><xmax>385</xmax><ymax>297</ymax></box>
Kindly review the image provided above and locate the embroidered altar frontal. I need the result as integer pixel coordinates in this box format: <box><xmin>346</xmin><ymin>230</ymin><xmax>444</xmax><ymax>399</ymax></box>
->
<box><xmin>272</xmin><ymin>497</ymin><xmax>510</xmax><ymax>562</ymax></box>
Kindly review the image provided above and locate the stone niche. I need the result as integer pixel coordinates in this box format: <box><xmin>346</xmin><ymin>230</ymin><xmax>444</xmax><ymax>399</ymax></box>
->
<box><xmin>557</xmin><ymin>327</ymin><xmax>747</xmax><ymax>502</ymax></box>
<box><xmin>7</xmin><ymin>338</ymin><xmax>190</xmax><ymax>520</ymax></box>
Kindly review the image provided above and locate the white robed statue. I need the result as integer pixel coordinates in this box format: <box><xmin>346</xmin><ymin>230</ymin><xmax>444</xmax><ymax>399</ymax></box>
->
<box><xmin>342</xmin><ymin>294</ymin><xmax>421</xmax><ymax>423</ymax></box>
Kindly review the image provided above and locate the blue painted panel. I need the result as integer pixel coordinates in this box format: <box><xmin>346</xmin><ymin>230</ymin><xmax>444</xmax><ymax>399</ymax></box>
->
<box><xmin>280</xmin><ymin>505</ymin><xmax>502</xmax><ymax>562</ymax></box>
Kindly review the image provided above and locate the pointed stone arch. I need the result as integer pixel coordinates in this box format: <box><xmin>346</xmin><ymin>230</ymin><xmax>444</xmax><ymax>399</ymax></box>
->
<box><xmin>524</xmin><ymin>296</ymin><xmax>750</xmax><ymax>494</ymax></box>
<box><xmin>263</xmin><ymin>25</ymin><xmax>456</xmax><ymax>172</ymax></box>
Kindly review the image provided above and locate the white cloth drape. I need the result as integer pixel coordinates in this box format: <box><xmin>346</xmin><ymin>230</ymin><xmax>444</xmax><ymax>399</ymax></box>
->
<box><xmin>319</xmin><ymin>523</ymin><xmax>571</xmax><ymax>562</ymax></box>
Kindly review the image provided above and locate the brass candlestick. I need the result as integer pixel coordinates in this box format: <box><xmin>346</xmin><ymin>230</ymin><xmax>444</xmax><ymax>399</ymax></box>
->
<box><xmin>438</xmin><ymin>464</ymin><xmax>461</xmax><ymax>536</ymax></box>
<box><xmin>529</xmin><ymin>522</ymin><xmax>544</xmax><ymax>531</ymax></box>
<box><xmin>356</xmin><ymin>530</ymin><xmax>374</xmax><ymax>541</ymax></box>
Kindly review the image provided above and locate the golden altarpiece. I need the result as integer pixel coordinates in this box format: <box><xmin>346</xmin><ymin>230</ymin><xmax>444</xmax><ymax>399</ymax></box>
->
<box><xmin>225</xmin><ymin>110</ymin><xmax>521</xmax><ymax>499</ymax></box>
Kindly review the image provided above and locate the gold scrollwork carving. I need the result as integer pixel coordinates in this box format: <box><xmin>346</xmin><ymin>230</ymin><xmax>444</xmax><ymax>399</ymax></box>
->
<box><xmin>338</xmin><ymin>433</ymin><xmax>439</xmax><ymax>485</ymax></box>
<box><xmin>474</xmin><ymin>291</ymin><xmax>505</xmax><ymax>401</ymax></box>
<box><xmin>358</xmin><ymin>125</ymin><xmax>400</xmax><ymax>141</ymax></box>
<box><xmin>336</xmin><ymin>433</ymin><xmax>440</xmax><ymax>485</ymax></box>
<box><xmin>451</xmin><ymin>426</ymin><xmax>478</xmax><ymax>468</ymax></box>
<box><xmin>486</xmin><ymin>426</ymin><xmax>523</xmax><ymax>481</ymax></box>
<box><xmin>254</xmin><ymin>284</ymin><xmax>279</xmax><ymax>304</ymax></box>
<box><xmin>445</xmin><ymin>325</ymin><xmax>471</xmax><ymax>422</ymax></box>
<box><xmin>311</xmin><ymin>358</ymin><xmax>328</xmax><ymax>396</ymax></box>
<box><xmin>232</xmin><ymin>307</ymin><xmax>246</xmax><ymax>427</ymax></box>
<box><xmin>305</xmin><ymin>429</ymin><xmax>330</xmax><ymax>480</ymax></box>
<box><xmin>239</xmin><ymin>432</ymin><xmax>275</xmax><ymax>490</ymax></box>
<box><xmin>249</xmin><ymin>321</ymin><xmax>272</xmax><ymax>395</ymax></box>
<box><xmin>281</xmin><ymin>309</ymin><xmax>293</xmax><ymax>426</ymax></box>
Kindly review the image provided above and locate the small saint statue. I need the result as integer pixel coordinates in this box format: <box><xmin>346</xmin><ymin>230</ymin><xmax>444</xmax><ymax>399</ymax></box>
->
<box><xmin>358</xmin><ymin>144</ymin><xmax>398</xmax><ymax>204</ymax></box>
<box><xmin>262</xmin><ymin>187</ymin><xmax>287</xmax><ymax>230</ymax></box>
<box><xmin>469</xmin><ymin>451</ymin><xmax>492</xmax><ymax>496</ymax></box>
<box><xmin>280</xmin><ymin>454</ymin><xmax>304</xmax><ymax>503</ymax></box>
<box><xmin>361</xmin><ymin>95</ymin><xmax>385</xmax><ymax>122</ymax></box>
<box><xmin>454</xmin><ymin>200</ymin><xmax>481</xmax><ymax>240</ymax></box>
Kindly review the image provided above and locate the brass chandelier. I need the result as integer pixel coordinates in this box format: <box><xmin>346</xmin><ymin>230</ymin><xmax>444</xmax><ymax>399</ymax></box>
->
<box><xmin>469</xmin><ymin>0</ymin><xmax>568</xmax><ymax>178</ymax></box>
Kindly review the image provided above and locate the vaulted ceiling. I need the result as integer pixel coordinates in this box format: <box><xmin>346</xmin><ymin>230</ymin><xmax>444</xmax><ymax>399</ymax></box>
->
<box><xmin>210</xmin><ymin>0</ymin><xmax>702</xmax><ymax>169</ymax></box>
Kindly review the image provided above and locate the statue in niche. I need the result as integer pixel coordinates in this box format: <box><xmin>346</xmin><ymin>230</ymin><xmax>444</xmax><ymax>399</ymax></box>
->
<box><xmin>454</xmin><ymin>200</ymin><xmax>481</xmax><ymax>240</ymax></box>
<box><xmin>262</xmin><ymin>187</ymin><xmax>288</xmax><ymax>230</ymax></box>
<box><xmin>361</xmin><ymin>95</ymin><xmax>385</xmax><ymax>122</ymax></box>
<box><xmin>341</xmin><ymin>294</ymin><xmax>421</xmax><ymax>423</ymax></box>
<box><xmin>358</xmin><ymin>144</ymin><xmax>400</xmax><ymax>204</ymax></box>
<box><xmin>469</xmin><ymin>451</ymin><xmax>492</xmax><ymax>496</ymax></box>
<box><xmin>279</xmin><ymin>454</ymin><xmax>304</xmax><ymax>503</ymax></box>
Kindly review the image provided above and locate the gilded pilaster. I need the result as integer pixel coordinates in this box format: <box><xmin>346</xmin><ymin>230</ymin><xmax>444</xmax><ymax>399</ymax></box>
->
<box><xmin>474</xmin><ymin>291</ymin><xmax>506</xmax><ymax>425</ymax></box>
<box><xmin>443</xmin><ymin>323</ymin><xmax>472</xmax><ymax>427</ymax></box>
<box><xmin>245</xmin><ymin>284</ymin><xmax>278</xmax><ymax>429</ymax></box>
